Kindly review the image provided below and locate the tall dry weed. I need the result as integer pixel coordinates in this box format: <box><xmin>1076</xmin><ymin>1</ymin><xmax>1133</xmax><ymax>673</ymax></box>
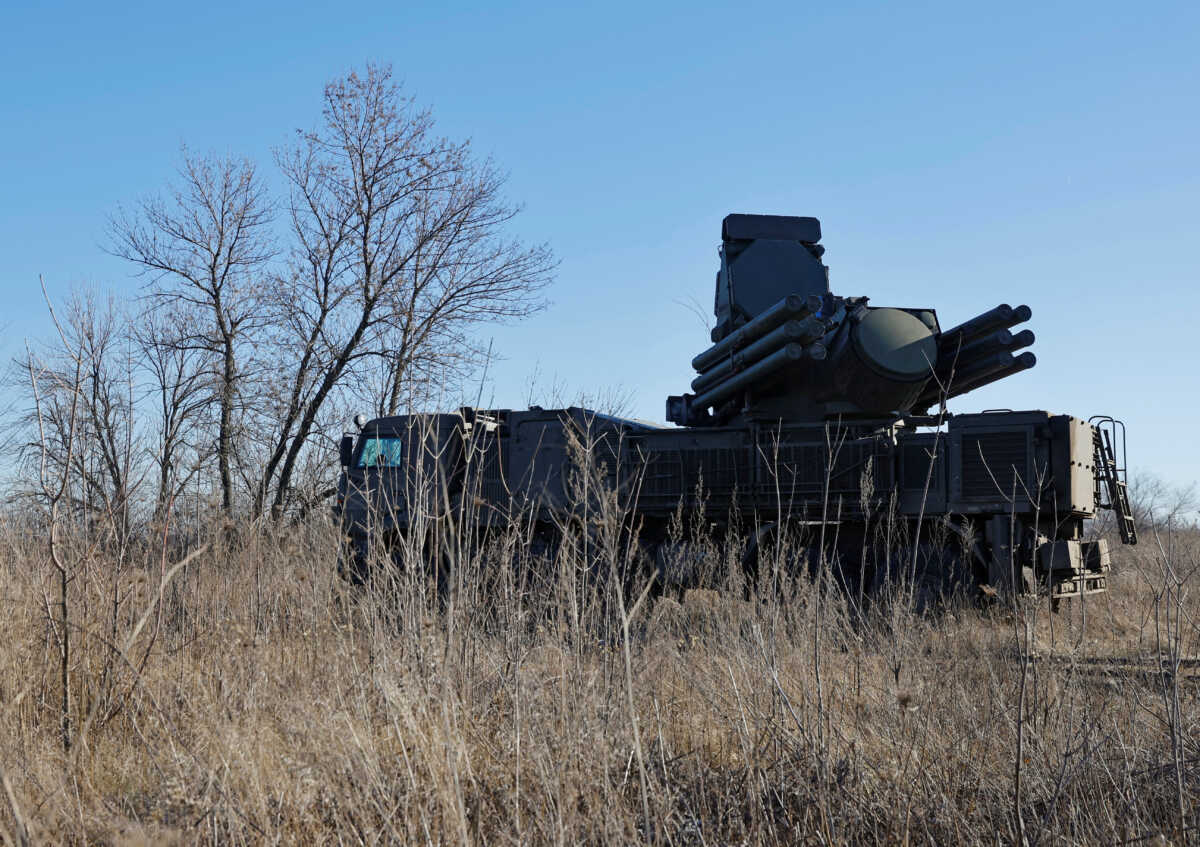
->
<box><xmin>0</xmin><ymin>454</ymin><xmax>1197</xmax><ymax>844</ymax></box>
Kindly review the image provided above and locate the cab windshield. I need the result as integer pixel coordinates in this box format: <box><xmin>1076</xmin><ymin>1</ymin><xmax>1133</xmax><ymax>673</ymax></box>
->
<box><xmin>355</xmin><ymin>435</ymin><xmax>405</xmax><ymax>468</ymax></box>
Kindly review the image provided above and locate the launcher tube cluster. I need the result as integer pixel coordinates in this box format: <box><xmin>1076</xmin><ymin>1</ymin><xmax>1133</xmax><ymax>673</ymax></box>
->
<box><xmin>691</xmin><ymin>294</ymin><xmax>824</xmax><ymax>372</ymax></box>
<box><xmin>917</xmin><ymin>304</ymin><xmax>1037</xmax><ymax>408</ymax></box>
<box><xmin>691</xmin><ymin>318</ymin><xmax>826</xmax><ymax>393</ymax></box>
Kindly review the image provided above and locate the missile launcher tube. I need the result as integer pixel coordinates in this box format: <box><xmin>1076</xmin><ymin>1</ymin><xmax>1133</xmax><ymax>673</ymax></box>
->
<box><xmin>690</xmin><ymin>342</ymin><xmax>811</xmax><ymax>413</ymax></box>
<box><xmin>691</xmin><ymin>294</ymin><xmax>823</xmax><ymax>372</ymax></box>
<box><xmin>958</xmin><ymin>328</ymin><xmax>1013</xmax><ymax>360</ymax></box>
<box><xmin>938</xmin><ymin>304</ymin><xmax>1033</xmax><ymax>353</ymax></box>
<box><xmin>939</xmin><ymin>329</ymin><xmax>1036</xmax><ymax>379</ymax></box>
<box><xmin>691</xmin><ymin>317</ymin><xmax>826</xmax><ymax>392</ymax></box>
<box><xmin>918</xmin><ymin>351</ymin><xmax>1014</xmax><ymax>407</ymax></box>
<box><xmin>1008</xmin><ymin>329</ymin><xmax>1036</xmax><ymax>352</ymax></box>
<box><xmin>945</xmin><ymin>351</ymin><xmax>1037</xmax><ymax>400</ymax></box>
<box><xmin>917</xmin><ymin>350</ymin><xmax>1037</xmax><ymax>408</ymax></box>
<box><xmin>952</xmin><ymin>351</ymin><xmax>1026</xmax><ymax>386</ymax></box>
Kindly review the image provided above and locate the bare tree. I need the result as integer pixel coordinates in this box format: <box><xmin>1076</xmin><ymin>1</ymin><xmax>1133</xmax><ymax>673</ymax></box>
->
<box><xmin>253</xmin><ymin>64</ymin><xmax>553</xmax><ymax>517</ymax></box>
<box><xmin>133</xmin><ymin>304</ymin><xmax>210</xmax><ymax>524</ymax></box>
<box><xmin>72</xmin><ymin>293</ymin><xmax>140</xmax><ymax>536</ymax></box>
<box><xmin>1129</xmin><ymin>472</ymin><xmax>1199</xmax><ymax>531</ymax></box>
<box><xmin>110</xmin><ymin>153</ymin><xmax>274</xmax><ymax>515</ymax></box>
<box><xmin>11</xmin><ymin>289</ymin><xmax>142</xmax><ymax>536</ymax></box>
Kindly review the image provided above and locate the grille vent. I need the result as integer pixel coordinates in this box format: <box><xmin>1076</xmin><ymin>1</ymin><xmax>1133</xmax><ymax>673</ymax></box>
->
<box><xmin>478</xmin><ymin>441</ymin><xmax>506</xmax><ymax>504</ymax></box>
<box><xmin>961</xmin><ymin>432</ymin><xmax>1028</xmax><ymax>500</ymax></box>
<box><xmin>770</xmin><ymin>442</ymin><xmax>888</xmax><ymax>498</ymax></box>
<box><xmin>644</xmin><ymin>448</ymin><xmax>744</xmax><ymax>498</ymax></box>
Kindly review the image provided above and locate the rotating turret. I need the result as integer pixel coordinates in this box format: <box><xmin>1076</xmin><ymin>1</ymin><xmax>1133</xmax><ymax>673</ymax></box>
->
<box><xmin>667</xmin><ymin>214</ymin><xmax>1037</xmax><ymax>427</ymax></box>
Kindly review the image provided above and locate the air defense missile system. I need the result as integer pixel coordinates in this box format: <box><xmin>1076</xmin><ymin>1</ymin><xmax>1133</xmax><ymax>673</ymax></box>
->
<box><xmin>335</xmin><ymin>214</ymin><xmax>1137</xmax><ymax>602</ymax></box>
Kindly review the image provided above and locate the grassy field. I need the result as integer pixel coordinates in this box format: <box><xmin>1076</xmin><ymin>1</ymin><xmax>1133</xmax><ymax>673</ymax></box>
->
<box><xmin>0</xmin><ymin>512</ymin><xmax>1196</xmax><ymax>845</ymax></box>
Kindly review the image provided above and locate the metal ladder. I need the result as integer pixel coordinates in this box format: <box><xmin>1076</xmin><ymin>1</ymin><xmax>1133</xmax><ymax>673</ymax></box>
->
<box><xmin>1091</xmin><ymin>419</ymin><xmax>1137</xmax><ymax>545</ymax></box>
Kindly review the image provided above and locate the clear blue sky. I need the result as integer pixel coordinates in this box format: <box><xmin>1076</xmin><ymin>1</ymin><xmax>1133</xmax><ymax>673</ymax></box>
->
<box><xmin>3</xmin><ymin>0</ymin><xmax>1197</xmax><ymax>487</ymax></box>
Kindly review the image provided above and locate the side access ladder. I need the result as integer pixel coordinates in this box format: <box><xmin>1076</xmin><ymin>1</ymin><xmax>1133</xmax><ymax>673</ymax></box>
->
<box><xmin>1091</xmin><ymin>419</ymin><xmax>1137</xmax><ymax>545</ymax></box>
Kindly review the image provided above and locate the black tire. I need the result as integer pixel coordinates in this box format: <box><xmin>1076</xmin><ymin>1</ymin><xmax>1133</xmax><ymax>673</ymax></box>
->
<box><xmin>867</xmin><ymin>540</ymin><xmax>980</xmax><ymax>612</ymax></box>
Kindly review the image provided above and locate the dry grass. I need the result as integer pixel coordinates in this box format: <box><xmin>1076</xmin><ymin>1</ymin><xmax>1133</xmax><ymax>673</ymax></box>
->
<box><xmin>0</xmin><ymin>510</ymin><xmax>1197</xmax><ymax>846</ymax></box>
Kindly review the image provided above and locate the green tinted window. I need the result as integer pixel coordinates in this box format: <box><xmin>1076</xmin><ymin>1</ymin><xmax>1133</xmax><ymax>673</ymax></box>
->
<box><xmin>356</xmin><ymin>436</ymin><xmax>405</xmax><ymax>468</ymax></box>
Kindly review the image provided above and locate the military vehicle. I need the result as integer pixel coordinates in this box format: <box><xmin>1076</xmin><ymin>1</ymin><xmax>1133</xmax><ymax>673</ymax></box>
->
<box><xmin>335</xmin><ymin>214</ymin><xmax>1137</xmax><ymax>602</ymax></box>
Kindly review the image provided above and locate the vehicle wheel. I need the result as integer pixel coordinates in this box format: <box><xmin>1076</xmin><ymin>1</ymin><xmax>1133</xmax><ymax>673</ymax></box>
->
<box><xmin>868</xmin><ymin>540</ymin><xmax>979</xmax><ymax>613</ymax></box>
<box><xmin>740</xmin><ymin>523</ymin><xmax>837</xmax><ymax>600</ymax></box>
